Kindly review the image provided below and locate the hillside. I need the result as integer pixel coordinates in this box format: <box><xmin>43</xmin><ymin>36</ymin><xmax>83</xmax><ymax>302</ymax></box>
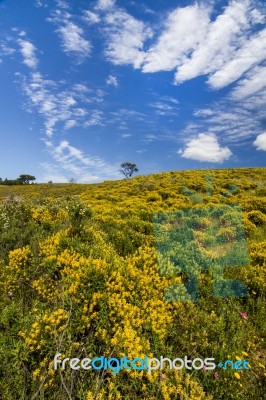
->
<box><xmin>0</xmin><ymin>167</ymin><xmax>265</xmax><ymax>400</ymax></box>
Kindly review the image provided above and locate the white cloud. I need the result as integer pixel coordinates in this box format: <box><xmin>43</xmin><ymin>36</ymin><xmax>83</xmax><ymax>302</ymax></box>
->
<box><xmin>253</xmin><ymin>132</ymin><xmax>266</xmax><ymax>151</ymax></box>
<box><xmin>170</xmin><ymin>1</ymin><xmax>265</xmax><ymax>92</ymax></box>
<box><xmin>193</xmin><ymin>108</ymin><xmax>214</xmax><ymax>117</ymax></box>
<box><xmin>179</xmin><ymin>133</ymin><xmax>232</xmax><ymax>163</ymax></box>
<box><xmin>18</xmin><ymin>39</ymin><xmax>38</xmax><ymax>69</ymax></box>
<box><xmin>106</xmin><ymin>74</ymin><xmax>118</xmax><ymax>86</ymax></box>
<box><xmin>174</xmin><ymin>0</ymin><xmax>251</xmax><ymax>84</ymax></box>
<box><xmin>72</xmin><ymin>83</ymin><xmax>90</xmax><ymax>93</ymax></box>
<box><xmin>162</xmin><ymin>96</ymin><xmax>179</xmax><ymax>105</ymax></box>
<box><xmin>102</xmin><ymin>0</ymin><xmax>265</xmax><ymax>97</ymax></box>
<box><xmin>57</xmin><ymin>22</ymin><xmax>91</xmax><ymax>59</ymax></box>
<box><xmin>84</xmin><ymin>110</ymin><xmax>104</xmax><ymax>127</ymax></box>
<box><xmin>104</xmin><ymin>9</ymin><xmax>153</xmax><ymax>68</ymax></box>
<box><xmin>83</xmin><ymin>10</ymin><xmax>100</xmax><ymax>24</ymax></box>
<box><xmin>231</xmin><ymin>65</ymin><xmax>266</xmax><ymax>99</ymax></box>
<box><xmin>35</xmin><ymin>0</ymin><xmax>47</xmax><ymax>7</ymax></box>
<box><xmin>0</xmin><ymin>41</ymin><xmax>15</xmax><ymax>62</ymax></box>
<box><xmin>150</xmin><ymin>101</ymin><xmax>178</xmax><ymax>116</ymax></box>
<box><xmin>96</xmin><ymin>0</ymin><xmax>116</xmax><ymax>11</ymax></box>
<box><xmin>56</xmin><ymin>0</ymin><xmax>69</xmax><ymax>9</ymax></box>
<box><xmin>64</xmin><ymin>119</ymin><xmax>77</xmax><ymax>130</ymax></box>
<box><xmin>47</xmin><ymin>4</ymin><xmax>91</xmax><ymax>61</ymax></box>
<box><xmin>208</xmin><ymin>28</ymin><xmax>266</xmax><ymax>89</ymax></box>
<box><xmin>142</xmin><ymin>3</ymin><xmax>210</xmax><ymax>73</ymax></box>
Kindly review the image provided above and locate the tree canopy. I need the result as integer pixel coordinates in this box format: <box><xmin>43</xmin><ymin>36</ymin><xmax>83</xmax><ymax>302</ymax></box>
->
<box><xmin>17</xmin><ymin>174</ymin><xmax>36</xmax><ymax>184</ymax></box>
<box><xmin>119</xmin><ymin>162</ymin><xmax>138</xmax><ymax>179</ymax></box>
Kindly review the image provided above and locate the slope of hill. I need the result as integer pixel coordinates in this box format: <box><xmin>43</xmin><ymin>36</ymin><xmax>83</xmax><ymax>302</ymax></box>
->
<box><xmin>0</xmin><ymin>168</ymin><xmax>265</xmax><ymax>400</ymax></box>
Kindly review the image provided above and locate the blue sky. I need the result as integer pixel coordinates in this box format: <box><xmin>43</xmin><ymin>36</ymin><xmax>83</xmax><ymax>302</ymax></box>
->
<box><xmin>0</xmin><ymin>0</ymin><xmax>265</xmax><ymax>183</ymax></box>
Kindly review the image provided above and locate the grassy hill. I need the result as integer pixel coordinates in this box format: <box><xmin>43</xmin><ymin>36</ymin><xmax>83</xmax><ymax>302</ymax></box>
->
<box><xmin>0</xmin><ymin>168</ymin><xmax>265</xmax><ymax>399</ymax></box>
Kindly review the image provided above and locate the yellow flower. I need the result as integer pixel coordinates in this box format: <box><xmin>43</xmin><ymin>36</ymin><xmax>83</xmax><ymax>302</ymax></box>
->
<box><xmin>86</xmin><ymin>391</ymin><xmax>94</xmax><ymax>400</ymax></box>
<box><xmin>32</xmin><ymin>369</ymin><xmax>40</xmax><ymax>378</ymax></box>
<box><xmin>234</xmin><ymin>372</ymin><xmax>241</xmax><ymax>380</ymax></box>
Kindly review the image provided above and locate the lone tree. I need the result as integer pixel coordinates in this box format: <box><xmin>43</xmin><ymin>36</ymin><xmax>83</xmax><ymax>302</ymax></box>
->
<box><xmin>120</xmin><ymin>162</ymin><xmax>138</xmax><ymax>179</ymax></box>
<box><xmin>68</xmin><ymin>177</ymin><xmax>76</xmax><ymax>184</ymax></box>
<box><xmin>17</xmin><ymin>174</ymin><xmax>36</xmax><ymax>184</ymax></box>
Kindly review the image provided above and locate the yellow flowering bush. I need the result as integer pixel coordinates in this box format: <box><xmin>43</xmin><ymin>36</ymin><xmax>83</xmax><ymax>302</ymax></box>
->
<box><xmin>1</xmin><ymin>245</ymin><xmax>32</xmax><ymax>293</ymax></box>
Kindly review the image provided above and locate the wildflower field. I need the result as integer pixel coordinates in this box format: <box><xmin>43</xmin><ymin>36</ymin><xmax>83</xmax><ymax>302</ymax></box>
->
<box><xmin>0</xmin><ymin>168</ymin><xmax>265</xmax><ymax>400</ymax></box>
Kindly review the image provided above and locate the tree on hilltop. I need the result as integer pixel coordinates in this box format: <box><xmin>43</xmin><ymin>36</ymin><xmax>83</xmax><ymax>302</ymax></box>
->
<box><xmin>120</xmin><ymin>162</ymin><xmax>138</xmax><ymax>179</ymax></box>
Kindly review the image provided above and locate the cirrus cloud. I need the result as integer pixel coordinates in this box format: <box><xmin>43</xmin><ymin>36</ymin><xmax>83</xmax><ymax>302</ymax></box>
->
<box><xmin>18</xmin><ymin>39</ymin><xmax>38</xmax><ymax>69</ymax></box>
<box><xmin>56</xmin><ymin>22</ymin><xmax>91</xmax><ymax>59</ymax></box>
